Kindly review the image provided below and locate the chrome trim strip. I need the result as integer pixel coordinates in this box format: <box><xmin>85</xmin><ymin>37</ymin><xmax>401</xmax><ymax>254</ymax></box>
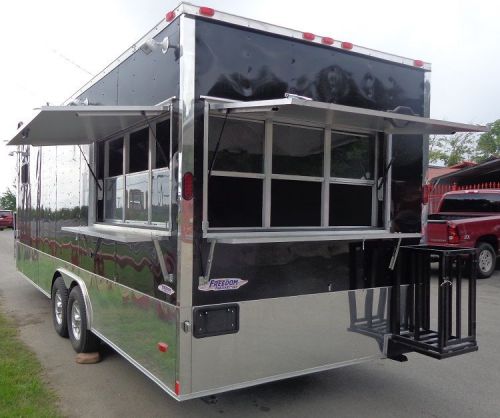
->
<box><xmin>148</xmin><ymin>124</ymin><xmax>154</xmax><ymax>222</ymax></box>
<box><xmin>154</xmin><ymin>96</ymin><xmax>178</xmax><ymax>107</ymax></box>
<box><xmin>123</xmin><ymin>133</ymin><xmax>129</xmax><ymax>223</ymax></box>
<box><xmin>372</xmin><ymin>135</ymin><xmax>380</xmax><ymax>227</ymax></box>
<box><xmin>330</xmin><ymin>177</ymin><xmax>375</xmax><ymax>186</ymax></box>
<box><xmin>271</xmin><ymin>173</ymin><xmax>323</xmax><ymax>182</ymax></box>
<box><xmin>384</xmin><ymin>134</ymin><xmax>393</xmax><ymax>230</ymax></box>
<box><xmin>178</xmin><ymin>355</ymin><xmax>380</xmax><ymax>401</ymax></box>
<box><xmin>200</xmin><ymin>95</ymin><xmax>239</xmax><ymax>103</ymax></box>
<box><xmin>56</xmin><ymin>267</ymin><xmax>93</xmax><ymax>329</ymax></box>
<box><xmin>177</xmin><ymin>13</ymin><xmax>196</xmax><ymax>396</ymax></box>
<box><xmin>322</xmin><ymin>127</ymin><xmax>331</xmax><ymax>226</ymax></box>
<box><xmin>206</xmin><ymin>231</ymin><xmax>422</xmax><ymax>244</ymax></box>
<box><xmin>61</xmin><ymin>224</ymin><xmax>171</xmax><ymax>243</ymax></box>
<box><xmin>202</xmin><ymin>100</ymin><xmax>210</xmax><ymax>232</ymax></box>
<box><xmin>263</xmin><ymin>119</ymin><xmax>273</xmax><ymax>228</ymax></box>
<box><xmin>211</xmin><ymin>171</ymin><xmax>265</xmax><ymax>179</ymax></box>
<box><xmin>208</xmin><ymin>225</ymin><xmax>376</xmax><ymax>231</ymax></box>
<box><xmin>88</xmin><ymin>143</ymin><xmax>97</xmax><ymax>225</ymax></box>
<box><xmin>179</xmin><ymin>3</ymin><xmax>431</xmax><ymax>70</ymax></box>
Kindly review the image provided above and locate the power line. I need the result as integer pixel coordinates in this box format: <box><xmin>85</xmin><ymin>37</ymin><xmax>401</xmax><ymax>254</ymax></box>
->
<box><xmin>51</xmin><ymin>49</ymin><xmax>93</xmax><ymax>76</ymax></box>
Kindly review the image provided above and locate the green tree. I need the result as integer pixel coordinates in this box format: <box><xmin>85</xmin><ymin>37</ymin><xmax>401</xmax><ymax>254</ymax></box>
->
<box><xmin>475</xmin><ymin>119</ymin><xmax>500</xmax><ymax>162</ymax></box>
<box><xmin>429</xmin><ymin>132</ymin><xmax>477</xmax><ymax>166</ymax></box>
<box><xmin>0</xmin><ymin>188</ymin><xmax>16</xmax><ymax>211</ymax></box>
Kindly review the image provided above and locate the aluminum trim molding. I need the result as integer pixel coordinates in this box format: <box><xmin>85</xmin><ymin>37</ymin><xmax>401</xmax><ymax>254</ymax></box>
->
<box><xmin>178</xmin><ymin>355</ymin><xmax>380</xmax><ymax>401</ymax></box>
<box><xmin>56</xmin><ymin>267</ymin><xmax>94</xmax><ymax>329</ymax></box>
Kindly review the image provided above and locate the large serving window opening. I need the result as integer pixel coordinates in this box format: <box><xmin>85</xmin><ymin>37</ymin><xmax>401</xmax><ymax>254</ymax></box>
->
<box><xmin>6</xmin><ymin>103</ymin><xmax>174</xmax><ymax>244</ymax></box>
<box><xmin>204</xmin><ymin>113</ymin><xmax>380</xmax><ymax>231</ymax></box>
<box><xmin>103</xmin><ymin>118</ymin><xmax>171</xmax><ymax>227</ymax></box>
<box><xmin>201</xmin><ymin>97</ymin><xmax>486</xmax><ymax>241</ymax></box>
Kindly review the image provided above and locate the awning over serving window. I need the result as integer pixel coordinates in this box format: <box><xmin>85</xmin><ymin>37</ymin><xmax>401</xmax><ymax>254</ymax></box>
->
<box><xmin>209</xmin><ymin>98</ymin><xmax>488</xmax><ymax>135</ymax></box>
<box><xmin>7</xmin><ymin>105</ymin><xmax>169</xmax><ymax>146</ymax></box>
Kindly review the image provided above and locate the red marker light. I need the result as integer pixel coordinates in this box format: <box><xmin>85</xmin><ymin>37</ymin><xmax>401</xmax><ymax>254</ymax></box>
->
<box><xmin>341</xmin><ymin>41</ymin><xmax>353</xmax><ymax>50</ymax></box>
<box><xmin>166</xmin><ymin>11</ymin><xmax>176</xmax><ymax>22</ymax></box>
<box><xmin>182</xmin><ymin>172</ymin><xmax>194</xmax><ymax>201</ymax></box>
<box><xmin>322</xmin><ymin>37</ymin><xmax>334</xmax><ymax>45</ymax></box>
<box><xmin>302</xmin><ymin>32</ymin><xmax>315</xmax><ymax>41</ymax></box>
<box><xmin>414</xmin><ymin>59</ymin><xmax>424</xmax><ymax>67</ymax></box>
<box><xmin>199</xmin><ymin>6</ymin><xmax>215</xmax><ymax>17</ymax></box>
<box><xmin>157</xmin><ymin>342</ymin><xmax>169</xmax><ymax>352</ymax></box>
<box><xmin>175</xmin><ymin>380</ymin><xmax>181</xmax><ymax>396</ymax></box>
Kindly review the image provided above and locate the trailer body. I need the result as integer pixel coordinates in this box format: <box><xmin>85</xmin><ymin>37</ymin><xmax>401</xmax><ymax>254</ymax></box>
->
<box><xmin>8</xmin><ymin>4</ymin><xmax>485</xmax><ymax>400</ymax></box>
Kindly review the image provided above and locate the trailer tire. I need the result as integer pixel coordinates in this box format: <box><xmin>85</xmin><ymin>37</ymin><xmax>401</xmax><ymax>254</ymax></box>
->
<box><xmin>51</xmin><ymin>277</ymin><xmax>69</xmax><ymax>338</ymax></box>
<box><xmin>476</xmin><ymin>242</ymin><xmax>496</xmax><ymax>279</ymax></box>
<box><xmin>67</xmin><ymin>286</ymin><xmax>99</xmax><ymax>353</ymax></box>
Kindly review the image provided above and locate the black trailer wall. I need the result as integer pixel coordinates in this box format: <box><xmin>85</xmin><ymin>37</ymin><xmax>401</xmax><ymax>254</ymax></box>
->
<box><xmin>192</xmin><ymin>19</ymin><xmax>426</xmax><ymax>305</ymax></box>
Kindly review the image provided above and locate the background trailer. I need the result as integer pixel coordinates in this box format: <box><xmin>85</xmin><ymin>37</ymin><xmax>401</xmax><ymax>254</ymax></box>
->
<box><xmin>7</xmin><ymin>3</ymin><xmax>486</xmax><ymax>400</ymax></box>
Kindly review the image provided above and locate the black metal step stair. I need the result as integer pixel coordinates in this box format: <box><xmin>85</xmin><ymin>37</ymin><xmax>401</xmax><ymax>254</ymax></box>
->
<box><xmin>389</xmin><ymin>245</ymin><xmax>478</xmax><ymax>360</ymax></box>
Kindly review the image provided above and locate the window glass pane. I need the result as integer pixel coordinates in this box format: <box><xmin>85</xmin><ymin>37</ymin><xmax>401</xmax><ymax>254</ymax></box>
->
<box><xmin>271</xmin><ymin>180</ymin><xmax>321</xmax><ymax>226</ymax></box>
<box><xmin>440</xmin><ymin>193</ymin><xmax>500</xmax><ymax>213</ymax></box>
<box><xmin>129</xmin><ymin>128</ymin><xmax>149</xmax><ymax>173</ymax></box>
<box><xmin>155</xmin><ymin>120</ymin><xmax>170</xmax><ymax>168</ymax></box>
<box><xmin>125</xmin><ymin>172</ymin><xmax>148</xmax><ymax>221</ymax></box>
<box><xmin>151</xmin><ymin>169</ymin><xmax>170</xmax><ymax>223</ymax></box>
<box><xmin>329</xmin><ymin>184</ymin><xmax>372</xmax><ymax>226</ymax></box>
<box><xmin>273</xmin><ymin>125</ymin><xmax>324</xmax><ymax>177</ymax></box>
<box><xmin>108</xmin><ymin>138</ymin><xmax>123</xmax><ymax>177</ymax></box>
<box><xmin>208</xmin><ymin>117</ymin><xmax>264</xmax><ymax>173</ymax></box>
<box><xmin>331</xmin><ymin>133</ymin><xmax>374</xmax><ymax>179</ymax></box>
<box><xmin>104</xmin><ymin>177</ymin><xmax>123</xmax><ymax>220</ymax></box>
<box><xmin>208</xmin><ymin>177</ymin><xmax>263</xmax><ymax>227</ymax></box>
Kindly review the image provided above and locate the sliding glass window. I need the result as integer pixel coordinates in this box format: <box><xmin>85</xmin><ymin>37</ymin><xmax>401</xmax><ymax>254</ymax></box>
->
<box><xmin>205</xmin><ymin>115</ymin><xmax>380</xmax><ymax>231</ymax></box>
<box><xmin>103</xmin><ymin>118</ymin><xmax>171</xmax><ymax>227</ymax></box>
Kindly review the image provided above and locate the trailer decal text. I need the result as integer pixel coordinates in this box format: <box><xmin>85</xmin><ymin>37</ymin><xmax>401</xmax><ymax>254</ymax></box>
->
<box><xmin>158</xmin><ymin>284</ymin><xmax>175</xmax><ymax>295</ymax></box>
<box><xmin>199</xmin><ymin>278</ymin><xmax>248</xmax><ymax>291</ymax></box>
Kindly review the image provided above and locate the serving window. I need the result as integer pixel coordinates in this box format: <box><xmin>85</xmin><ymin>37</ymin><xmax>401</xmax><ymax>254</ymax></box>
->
<box><xmin>102</xmin><ymin>118</ymin><xmax>171</xmax><ymax>227</ymax></box>
<box><xmin>205</xmin><ymin>114</ymin><xmax>380</xmax><ymax>231</ymax></box>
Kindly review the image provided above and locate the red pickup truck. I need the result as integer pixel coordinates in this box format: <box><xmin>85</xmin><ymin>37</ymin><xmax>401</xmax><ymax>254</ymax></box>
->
<box><xmin>426</xmin><ymin>190</ymin><xmax>500</xmax><ymax>278</ymax></box>
<box><xmin>0</xmin><ymin>210</ymin><xmax>13</xmax><ymax>230</ymax></box>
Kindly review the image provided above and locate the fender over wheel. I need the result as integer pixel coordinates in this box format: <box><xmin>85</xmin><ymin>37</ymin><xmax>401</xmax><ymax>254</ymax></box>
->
<box><xmin>67</xmin><ymin>286</ymin><xmax>100</xmax><ymax>353</ymax></box>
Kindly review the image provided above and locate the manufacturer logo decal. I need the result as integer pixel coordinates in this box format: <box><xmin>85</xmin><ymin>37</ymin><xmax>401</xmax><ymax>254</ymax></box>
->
<box><xmin>158</xmin><ymin>284</ymin><xmax>175</xmax><ymax>295</ymax></box>
<box><xmin>198</xmin><ymin>278</ymin><xmax>248</xmax><ymax>292</ymax></box>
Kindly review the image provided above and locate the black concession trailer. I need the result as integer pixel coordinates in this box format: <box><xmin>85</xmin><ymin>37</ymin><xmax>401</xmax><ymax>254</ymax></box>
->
<box><xmin>7</xmin><ymin>3</ymin><xmax>487</xmax><ymax>400</ymax></box>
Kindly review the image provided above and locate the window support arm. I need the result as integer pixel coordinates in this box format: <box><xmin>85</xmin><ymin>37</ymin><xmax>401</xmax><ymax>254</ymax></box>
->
<box><xmin>78</xmin><ymin>144</ymin><xmax>102</xmax><ymax>191</ymax></box>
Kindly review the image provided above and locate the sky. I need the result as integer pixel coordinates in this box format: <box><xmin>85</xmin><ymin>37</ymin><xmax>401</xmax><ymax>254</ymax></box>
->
<box><xmin>0</xmin><ymin>0</ymin><xmax>499</xmax><ymax>194</ymax></box>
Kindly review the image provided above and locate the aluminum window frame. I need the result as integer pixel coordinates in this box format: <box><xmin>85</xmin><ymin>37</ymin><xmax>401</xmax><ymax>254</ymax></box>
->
<box><xmin>328</xmin><ymin>129</ymin><xmax>378</xmax><ymax>228</ymax></box>
<box><xmin>203</xmin><ymin>106</ymin><xmax>383</xmax><ymax>234</ymax></box>
<box><xmin>102</xmin><ymin>109</ymin><xmax>173</xmax><ymax>229</ymax></box>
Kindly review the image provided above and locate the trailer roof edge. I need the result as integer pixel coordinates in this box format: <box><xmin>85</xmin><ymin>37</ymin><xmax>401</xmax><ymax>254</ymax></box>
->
<box><xmin>64</xmin><ymin>2</ymin><xmax>431</xmax><ymax>105</ymax></box>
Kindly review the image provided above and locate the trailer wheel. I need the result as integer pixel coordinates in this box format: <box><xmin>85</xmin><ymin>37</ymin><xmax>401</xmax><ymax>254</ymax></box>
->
<box><xmin>51</xmin><ymin>277</ymin><xmax>69</xmax><ymax>338</ymax></box>
<box><xmin>67</xmin><ymin>286</ymin><xmax>99</xmax><ymax>353</ymax></box>
<box><xmin>476</xmin><ymin>242</ymin><xmax>496</xmax><ymax>279</ymax></box>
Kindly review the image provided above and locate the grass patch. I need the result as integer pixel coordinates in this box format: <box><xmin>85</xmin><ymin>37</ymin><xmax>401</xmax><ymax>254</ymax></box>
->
<box><xmin>0</xmin><ymin>310</ymin><xmax>62</xmax><ymax>418</ymax></box>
